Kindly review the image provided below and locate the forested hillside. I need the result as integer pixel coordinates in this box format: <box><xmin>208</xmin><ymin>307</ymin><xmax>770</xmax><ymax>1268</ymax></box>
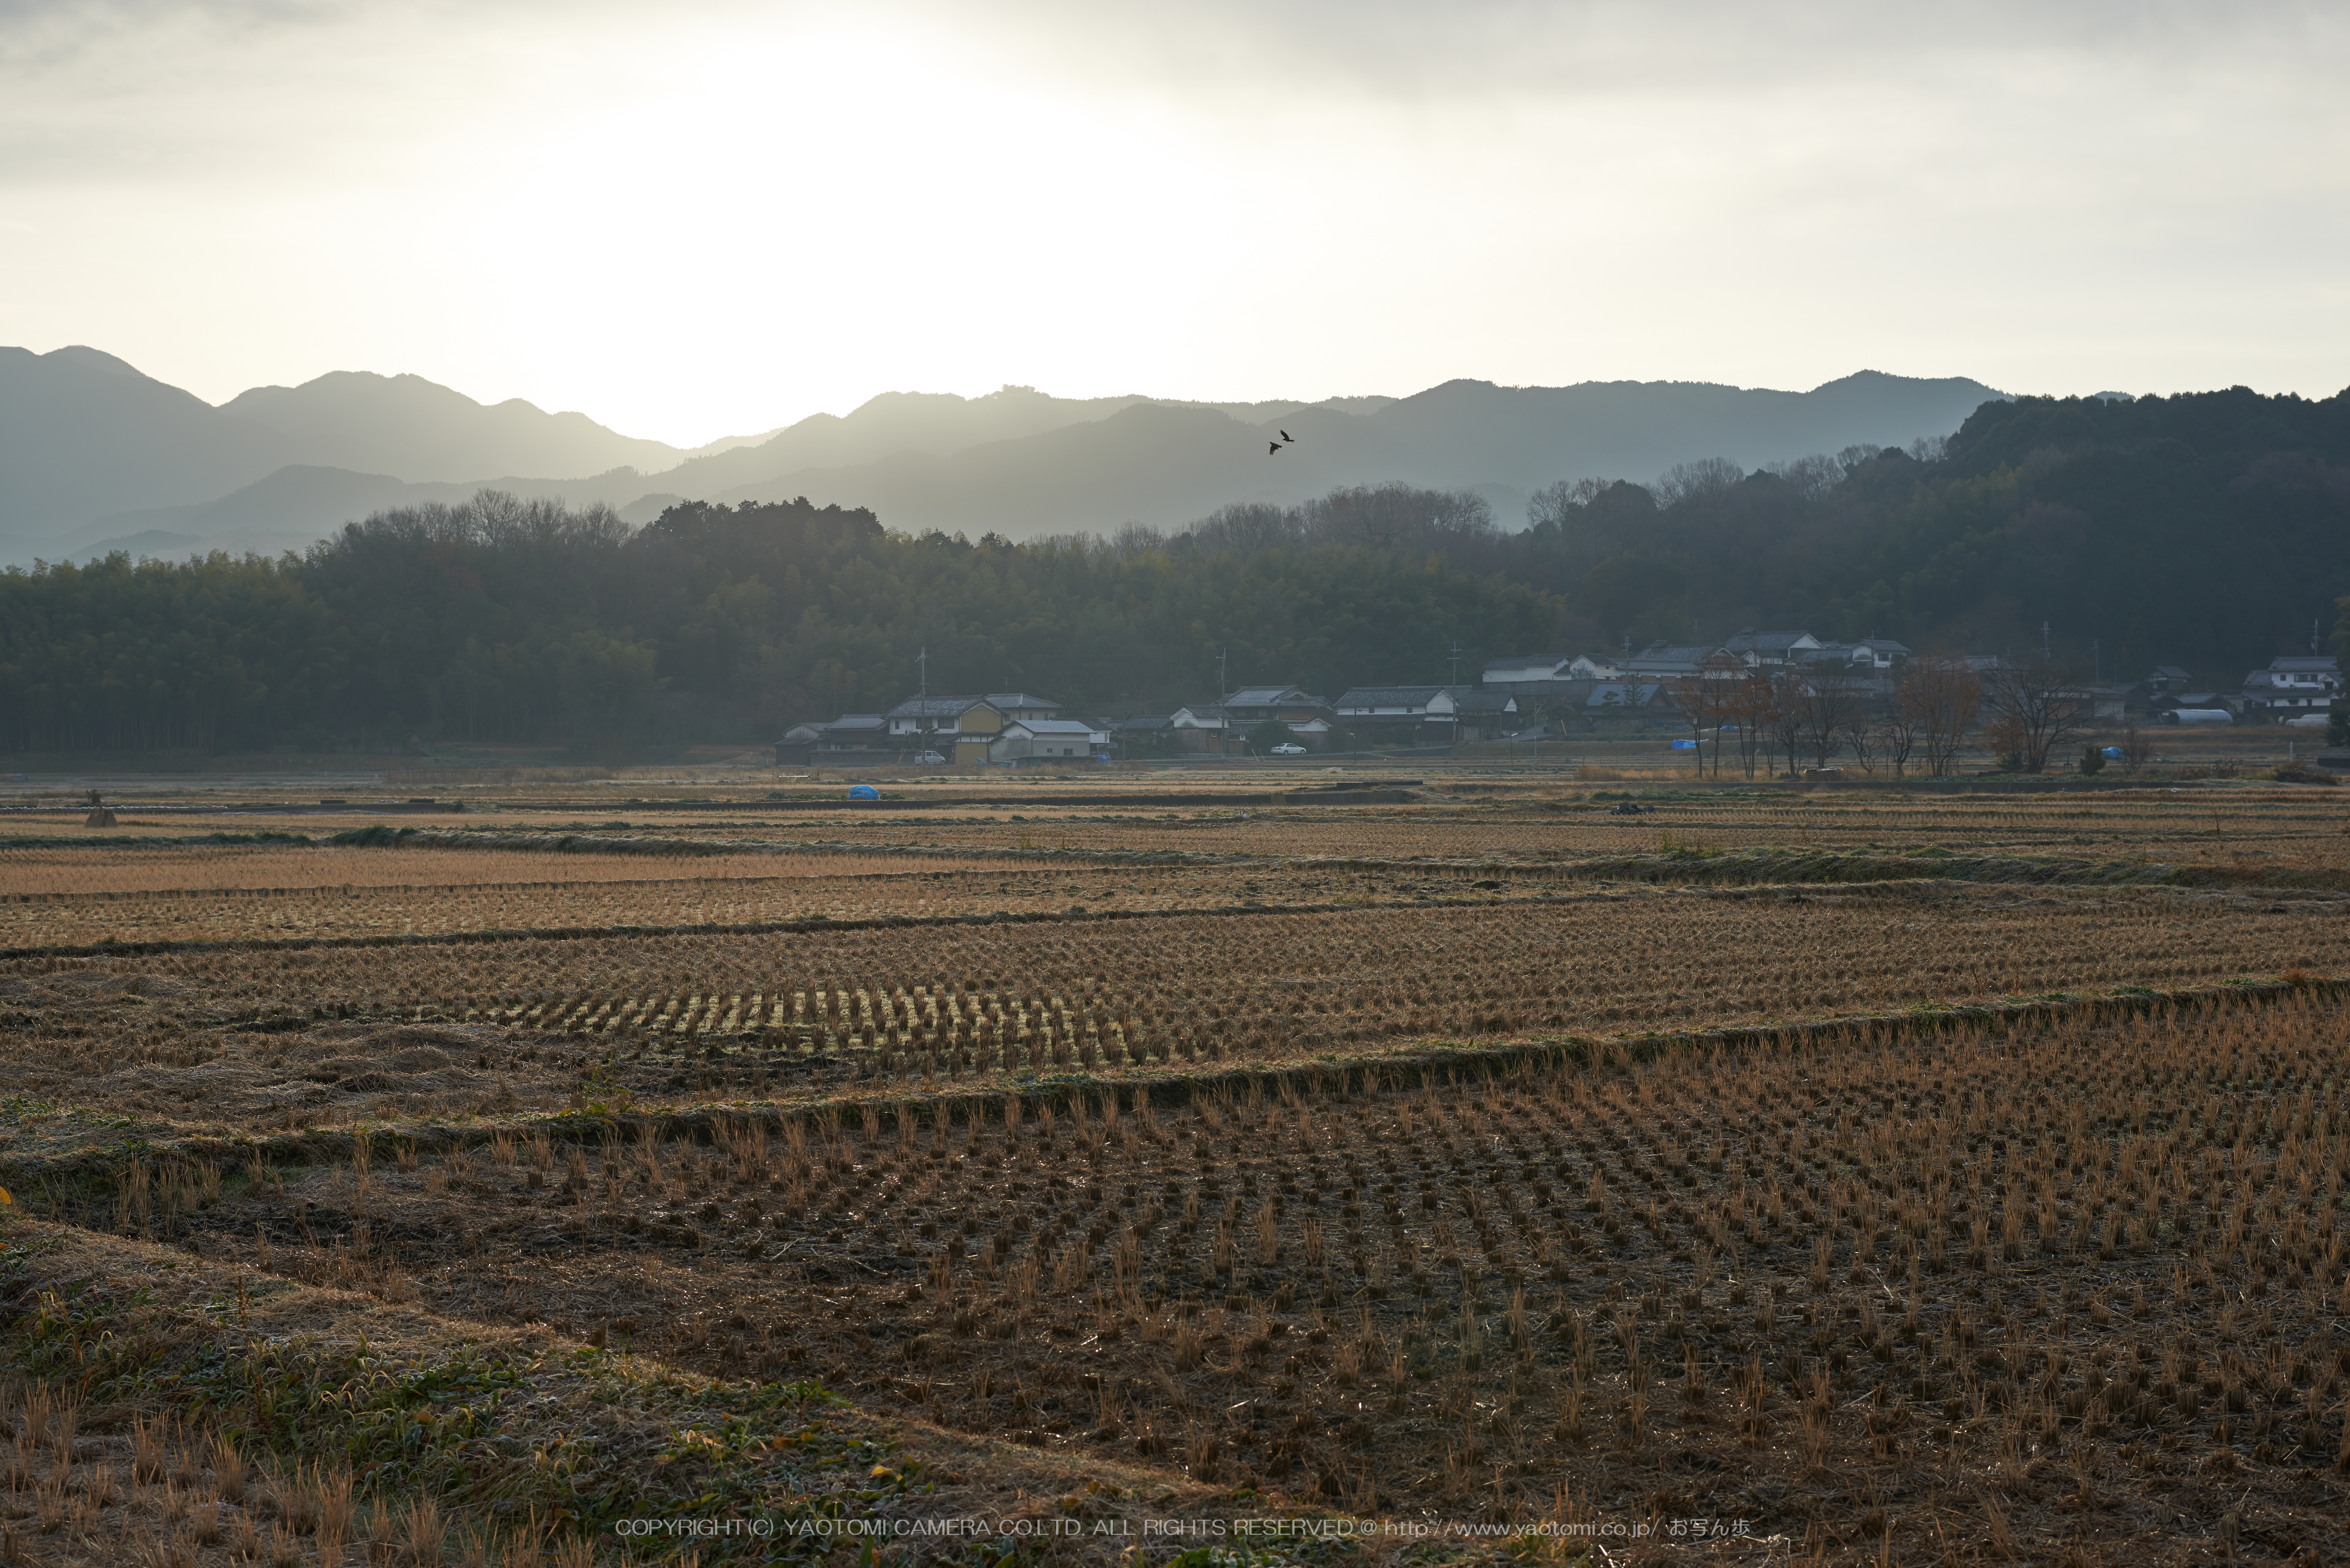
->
<box><xmin>1505</xmin><ymin>385</ymin><xmax>2350</xmax><ymax>669</ymax></box>
<box><xmin>1</xmin><ymin>386</ymin><xmax>2343</xmax><ymax>757</ymax></box>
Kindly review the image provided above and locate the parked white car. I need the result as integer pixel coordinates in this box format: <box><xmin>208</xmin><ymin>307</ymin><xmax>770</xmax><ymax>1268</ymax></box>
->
<box><xmin>1270</xmin><ymin>743</ymin><xmax>1307</xmax><ymax>755</ymax></box>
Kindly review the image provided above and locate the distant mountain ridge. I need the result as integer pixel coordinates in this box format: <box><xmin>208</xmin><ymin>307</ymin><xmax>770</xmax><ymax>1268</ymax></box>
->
<box><xmin>668</xmin><ymin>371</ymin><xmax>2007</xmax><ymax>538</ymax></box>
<box><xmin>217</xmin><ymin>372</ymin><xmax>691</xmax><ymax>483</ymax></box>
<box><xmin>0</xmin><ymin>346</ymin><xmax>2008</xmax><ymax>565</ymax></box>
<box><xmin>0</xmin><ymin>347</ymin><xmax>778</xmax><ymax>562</ymax></box>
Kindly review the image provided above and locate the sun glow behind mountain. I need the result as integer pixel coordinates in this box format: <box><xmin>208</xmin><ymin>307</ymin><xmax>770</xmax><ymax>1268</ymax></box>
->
<box><xmin>2</xmin><ymin>1</ymin><xmax>2345</xmax><ymax>444</ymax></box>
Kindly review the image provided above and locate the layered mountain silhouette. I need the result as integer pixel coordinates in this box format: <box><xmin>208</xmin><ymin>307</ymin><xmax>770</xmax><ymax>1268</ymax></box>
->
<box><xmin>217</xmin><ymin>372</ymin><xmax>695</xmax><ymax>483</ymax></box>
<box><xmin>0</xmin><ymin>345</ymin><xmax>2006</xmax><ymax>566</ymax></box>
<box><xmin>0</xmin><ymin>347</ymin><xmax>777</xmax><ymax>562</ymax></box>
<box><xmin>664</xmin><ymin>374</ymin><xmax>2008</xmax><ymax>539</ymax></box>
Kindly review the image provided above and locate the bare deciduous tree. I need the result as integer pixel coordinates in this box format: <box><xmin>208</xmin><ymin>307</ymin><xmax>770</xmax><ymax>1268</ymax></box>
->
<box><xmin>1722</xmin><ymin>666</ymin><xmax>1781</xmax><ymax>779</ymax></box>
<box><xmin>1524</xmin><ymin>477</ymin><xmax>1629</xmax><ymax>572</ymax></box>
<box><xmin>1795</xmin><ymin>663</ymin><xmax>1869</xmax><ymax>769</ymax></box>
<box><xmin>1901</xmin><ymin>656</ymin><xmax>1982</xmax><ymax>776</ymax></box>
<box><xmin>1767</xmin><ymin>675</ymin><xmax>1809</xmax><ymax>777</ymax></box>
<box><xmin>1843</xmin><ymin>712</ymin><xmax>1879</xmax><ymax>775</ymax></box>
<box><xmin>1871</xmin><ymin>711</ymin><xmax>1919</xmax><ymax>776</ymax></box>
<box><xmin>1525</xmin><ymin>477</ymin><xmax>1613</xmax><ymax>528</ymax></box>
<box><xmin>1652</xmin><ymin>457</ymin><xmax>1745</xmax><ymax>509</ymax></box>
<box><xmin>1664</xmin><ymin>651</ymin><xmax>1749</xmax><ymax>779</ymax></box>
<box><xmin>1763</xmin><ymin>453</ymin><xmax>1845</xmax><ymax>503</ymax></box>
<box><xmin>1980</xmin><ymin>655</ymin><xmax>2084</xmax><ymax>774</ymax></box>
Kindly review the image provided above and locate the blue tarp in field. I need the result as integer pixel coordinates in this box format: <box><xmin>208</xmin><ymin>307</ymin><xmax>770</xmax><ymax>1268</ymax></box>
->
<box><xmin>848</xmin><ymin>784</ymin><xmax>880</xmax><ymax>800</ymax></box>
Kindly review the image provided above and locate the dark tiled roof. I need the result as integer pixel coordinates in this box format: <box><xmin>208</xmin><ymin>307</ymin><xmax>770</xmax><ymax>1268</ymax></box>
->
<box><xmin>1222</xmin><ymin>686</ymin><xmax>1331</xmax><ymax>708</ymax></box>
<box><xmin>1721</xmin><ymin>630</ymin><xmax>1818</xmax><ymax>653</ymax></box>
<box><xmin>1335</xmin><ymin>686</ymin><xmax>1448</xmax><ymax>707</ymax></box>
<box><xmin>883</xmin><ymin>696</ymin><xmax>996</xmax><ymax>720</ymax></box>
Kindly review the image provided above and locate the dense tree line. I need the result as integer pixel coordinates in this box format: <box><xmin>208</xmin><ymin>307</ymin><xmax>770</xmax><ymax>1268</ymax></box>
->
<box><xmin>0</xmin><ymin>491</ymin><xmax>1559</xmax><ymax>755</ymax></box>
<box><xmin>0</xmin><ymin>385</ymin><xmax>2342</xmax><ymax>756</ymax></box>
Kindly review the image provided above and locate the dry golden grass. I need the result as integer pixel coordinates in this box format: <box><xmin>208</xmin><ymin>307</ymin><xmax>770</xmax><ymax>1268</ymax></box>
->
<box><xmin>0</xmin><ymin>846</ymin><xmax>998</xmax><ymax>897</ymax></box>
<box><xmin>3</xmin><ymin>881</ymin><xmax>2344</xmax><ymax>1122</ymax></box>
<box><xmin>0</xmin><ymin>1387</ymin><xmax>354</xmax><ymax>1568</ymax></box>
<box><xmin>8</xmin><ymin>783</ymin><xmax>2350</xmax><ymax>1563</ymax></box>
<box><xmin>0</xmin><ymin>859</ymin><xmax>1520</xmax><ymax>948</ymax></box>
<box><xmin>39</xmin><ymin>990</ymin><xmax>2348</xmax><ymax>1563</ymax></box>
<box><xmin>555</xmin><ymin>789</ymin><xmax>2350</xmax><ymax>868</ymax></box>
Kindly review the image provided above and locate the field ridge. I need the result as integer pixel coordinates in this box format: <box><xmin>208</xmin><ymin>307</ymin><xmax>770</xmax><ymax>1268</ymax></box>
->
<box><xmin>5</xmin><ymin>971</ymin><xmax>2336</xmax><ymax>1192</ymax></box>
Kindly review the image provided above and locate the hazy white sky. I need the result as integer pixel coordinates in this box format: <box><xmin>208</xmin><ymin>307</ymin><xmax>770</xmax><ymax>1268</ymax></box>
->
<box><xmin>3</xmin><ymin>0</ymin><xmax>2345</xmax><ymax>445</ymax></box>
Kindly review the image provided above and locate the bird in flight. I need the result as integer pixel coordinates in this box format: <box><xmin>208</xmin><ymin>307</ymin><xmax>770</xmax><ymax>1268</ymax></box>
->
<box><xmin>1268</xmin><ymin>428</ymin><xmax>1297</xmax><ymax>456</ymax></box>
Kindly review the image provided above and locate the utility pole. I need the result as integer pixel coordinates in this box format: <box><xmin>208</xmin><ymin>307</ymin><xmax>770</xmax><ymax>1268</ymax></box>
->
<box><xmin>917</xmin><ymin>646</ymin><xmax>928</xmax><ymax>700</ymax></box>
<box><xmin>1218</xmin><ymin>646</ymin><xmax>1229</xmax><ymax>754</ymax></box>
<box><xmin>1447</xmin><ymin>641</ymin><xmax>1462</xmax><ymax>686</ymax></box>
<box><xmin>2041</xmin><ymin>621</ymin><xmax>2051</xmax><ymax>660</ymax></box>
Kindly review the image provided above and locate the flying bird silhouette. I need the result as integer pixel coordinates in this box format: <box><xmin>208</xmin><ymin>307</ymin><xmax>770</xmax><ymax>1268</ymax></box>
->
<box><xmin>1267</xmin><ymin>428</ymin><xmax>1297</xmax><ymax>456</ymax></box>
<box><xmin>1268</xmin><ymin>441</ymin><xmax>1282</xmax><ymax>455</ymax></box>
<box><xmin>1279</xmin><ymin>430</ymin><xmax>1295</xmax><ymax>443</ymax></box>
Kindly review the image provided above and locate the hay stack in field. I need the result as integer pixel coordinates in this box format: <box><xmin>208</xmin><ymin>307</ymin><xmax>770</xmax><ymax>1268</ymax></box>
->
<box><xmin>84</xmin><ymin>807</ymin><xmax>117</xmax><ymax>826</ymax></box>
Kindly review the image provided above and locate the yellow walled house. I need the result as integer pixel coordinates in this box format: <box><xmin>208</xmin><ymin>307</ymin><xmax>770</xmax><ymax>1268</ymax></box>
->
<box><xmin>883</xmin><ymin>695</ymin><xmax>1007</xmax><ymax>765</ymax></box>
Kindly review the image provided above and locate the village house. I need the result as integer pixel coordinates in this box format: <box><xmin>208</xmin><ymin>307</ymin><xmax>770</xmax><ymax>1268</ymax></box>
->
<box><xmin>1619</xmin><ymin>645</ymin><xmax>1714</xmax><ymax>679</ymax></box>
<box><xmin>979</xmin><ymin>692</ymin><xmax>1064</xmax><ymax>724</ymax></box>
<box><xmin>1108</xmin><ymin>712</ymin><xmax>1177</xmax><ymax>758</ymax></box>
<box><xmin>2134</xmin><ymin>666</ymin><xmax>2196</xmax><ymax>711</ymax></box>
<box><xmin>2240</xmin><ymin>655</ymin><xmax>2340</xmax><ymax>723</ymax></box>
<box><xmin>1170</xmin><ymin>686</ymin><xmax>1337</xmax><ymax>752</ymax></box>
<box><xmin>1425</xmin><ymin>687</ymin><xmax>1520</xmax><ymax>743</ymax></box>
<box><xmin>773</xmin><ymin>721</ymin><xmax>824</xmax><ymax>765</ymax></box>
<box><xmin>1166</xmin><ymin>704</ymin><xmax>1245</xmax><ymax>754</ymax></box>
<box><xmin>1335</xmin><ymin>685</ymin><xmax>1524</xmax><ymax>745</ymax></box>
<box><xmin>1720</xmin><ymin>629</ymin><xmax>1824</xmax><ymax>668</ymax></box>
<box><xmin>989</xmin><ymin>717</ymin><xmax>1110</xmax><ymax>763</ymax></box>
<box><xmin>1805</xmin><ymin>637</ymin><xmax>1913</xmax><ymax>672</ymax></box>
<box><xmin>799</xmin><ymin>713</ymin><xmax>897</xmax><ymax>766</ymax></box>
<box><xmin>882</xmin><ymin>696</ymin><xmax>1011</xmax><ymax>765</ymax></box>
<box><xmin>1480</xmin><ymin>653</ymin><xmax>1620</xmax><ymax>683</ymax></box>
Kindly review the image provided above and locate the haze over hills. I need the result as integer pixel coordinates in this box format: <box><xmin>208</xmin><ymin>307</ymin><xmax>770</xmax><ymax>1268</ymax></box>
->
<box><xmin>218</xmin><ymin>372</ymin><xmax>704</xmax><ymax>484</ymax></box>
<box><xmin>668</xmin><ymin>372</ymin><xmax>2007</xmax><ymax>538</ymax></box>
<box><xmin>0</xmin><ymin>344</ymin><xmax>2007</xmax><ymax>565</ymax></box>
<box><xmin>0</xmin><ymin>347</ymin><xmax>779</xmax><ymax>562</ymax></box>
<box><xmin>0</xmin><ymin>347</ymin><xmax>289</xmax><ymax>543</ymax></box>
<box><xmin>44</xmin><ymin>465</ymin><xmax>658</xmax><ymax>566</ymax></box>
